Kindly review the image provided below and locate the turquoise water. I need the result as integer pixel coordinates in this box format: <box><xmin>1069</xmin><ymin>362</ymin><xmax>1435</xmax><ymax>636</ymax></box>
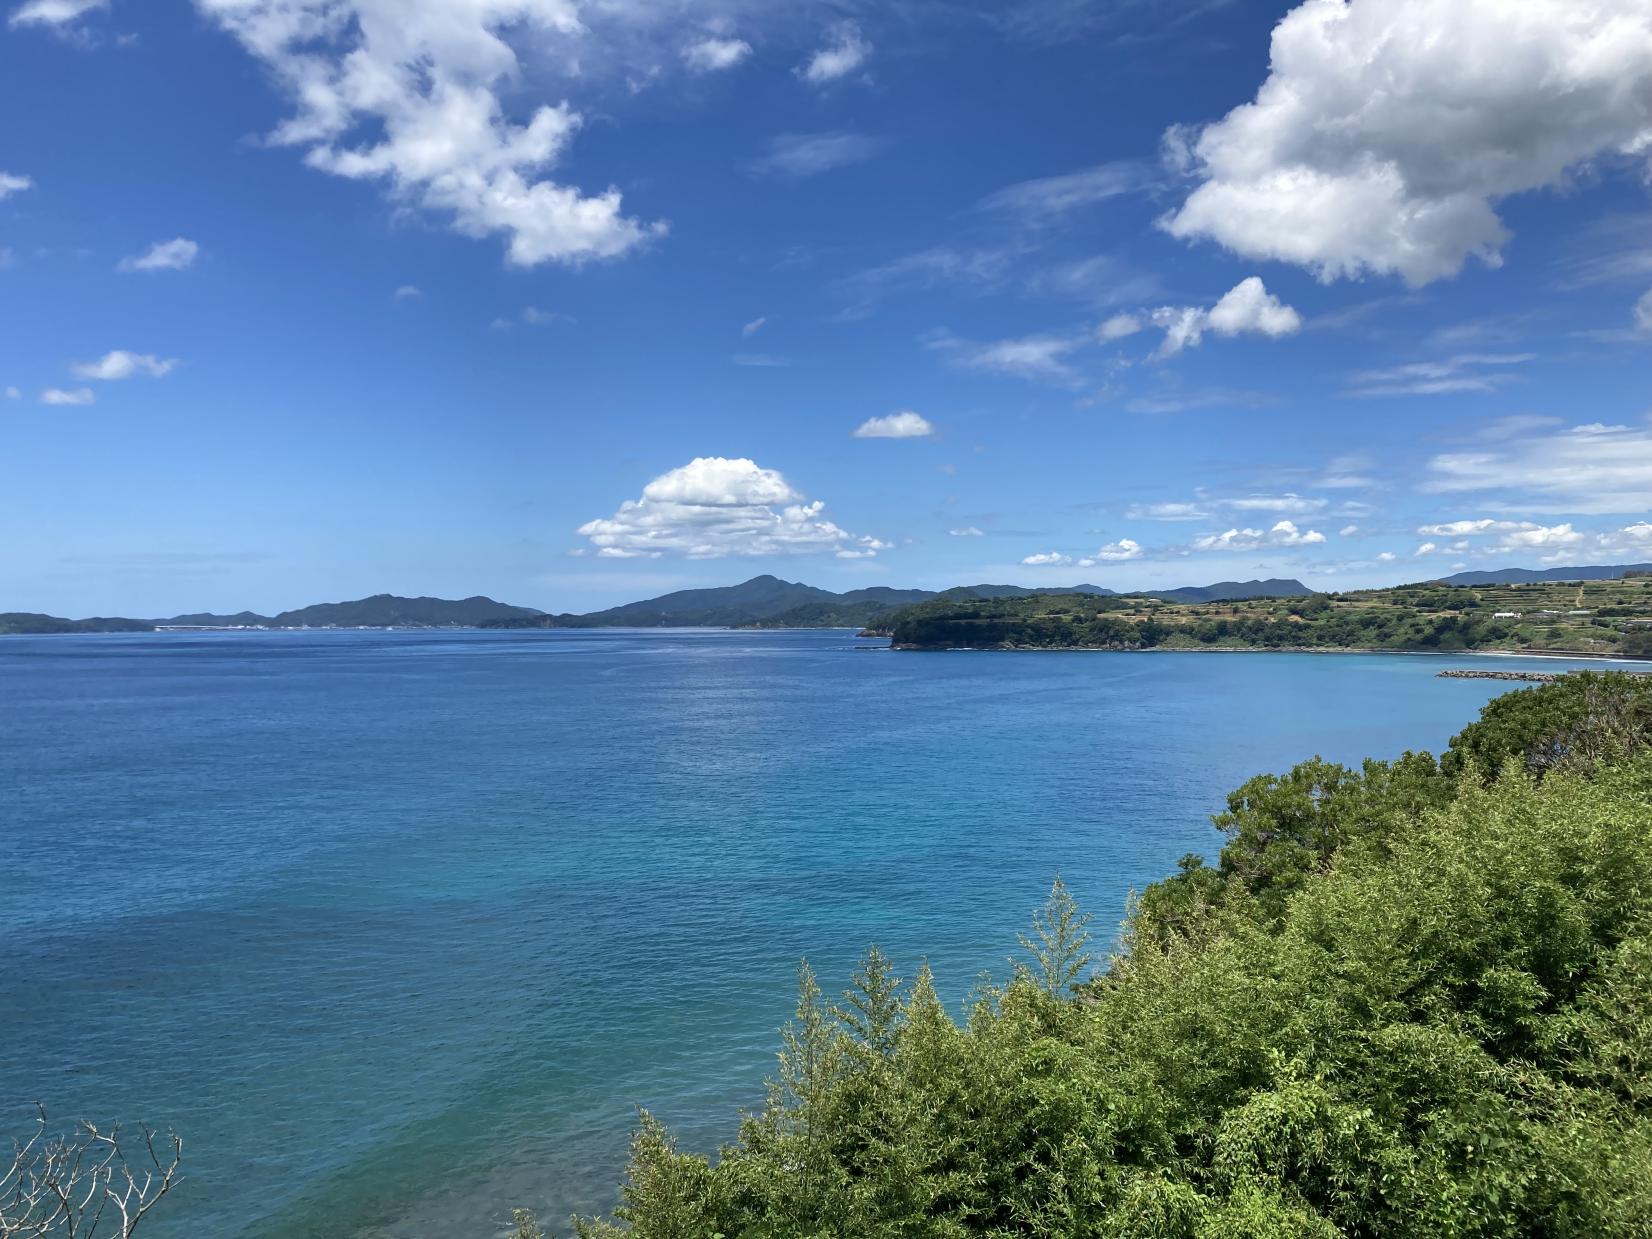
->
<box><xmin>0</xmin><ymin>630</ymin><xmax>1618</xmax><ymax>1236</ymax></box>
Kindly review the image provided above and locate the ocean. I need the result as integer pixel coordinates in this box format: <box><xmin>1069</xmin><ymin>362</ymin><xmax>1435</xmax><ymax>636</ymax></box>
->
<box><xmin>0</xmin><ymin>629</ymin><xmax>1615</xmax><ymax>1236</ymax></box>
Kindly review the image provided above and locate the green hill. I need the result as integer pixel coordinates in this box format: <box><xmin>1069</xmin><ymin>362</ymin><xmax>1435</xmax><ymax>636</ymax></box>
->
<box><xmin>884</xmin><ymin>576</ymin><xmax>1652</xmax><ymax>656</ymax></box>
<box><xmin>0</xmin><ymin>613</ymin><xmax>154</xmax><ymax>634</ymax></box>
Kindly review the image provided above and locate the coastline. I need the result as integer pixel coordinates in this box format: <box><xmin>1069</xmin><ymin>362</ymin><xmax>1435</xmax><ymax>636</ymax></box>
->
<box><xmin>889</xmin><ymin>642</ymin><xmax>1649</xmax><ymax>664</ymax></box>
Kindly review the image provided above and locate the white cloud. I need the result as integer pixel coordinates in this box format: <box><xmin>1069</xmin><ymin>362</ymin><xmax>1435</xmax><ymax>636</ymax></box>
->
<box><xmin>1496</xmin><ymin>522</ymin><xmax>1584</xmax><ymax>550</ymax></box>
<box><xmin>742</xmin><ymin>316</ymin><xmax>767</xmax><ymax>337</ymax></box>
<box><xmin>1416</xmin><ymin>518</ymin><xmax>1535</xmax><ymax>537</ymax></box>
<box><xmin>70</xmin><ymin>351</ymin><xmax>176</xmax><ymax>381</ymax></box>
<box><xmin>929</xmin><ymin>330</ymin><xmax>1086</xmax><ymax>385</ymax></box>
<box><xmin>1192</xmin><ymin>519</ymin><xmax>1325</xmax><ymax>552</ymax></box>
<box><xmin>40</xmin><ymin>387</ymin><xmax>95</xmax><ymax>406</ymax></box>
<box><xmin>798</xmin><ymin>22</ymin><xmax>869</xmax><ymax>83</ymax></box>
<box><xmin>4</xmin><ymin>385</ymin><xmax>21</xmax><ymax>399</ymax></box>
<box><xmin>8</xmin><ymin>0</ymin><xmax>104</xmax><ymax>27</ymax></box>
<box><xmin>1637</xmin><ymin>289</ymin><xmax>1652</xmax><ymax>333</ymax></box>
<box><xmin>1022</xmin><ymin>551</ymin><xmax>1072</xmax><ymax>566</ymax></box>
<box><xmin>978</xmin><ymin>162</ymin><xmax>1150</xmax><ymax>221</ymax></box>
<box><xmin>682</xmin><ymin>35</ymin><xmax>750</xmax><ymax>72</ymax></box>
<box><xmin>1162</xmin><ymin>0</ymin><xmax>1652</xmax><ymax>285</ymax></box>
<box><xmin>1152</xmin><ymin>276</ymin><xmax>1301</xmax><ymax>357</ymax></box>
<box><xmin>1093</xmin><ymin>538</ymin><xmax>1143</xmax><ymax>561</ymax></box>
<box><xmin>1424</xmin><ymin>420</ymin><xmax>1652</xmax><ymax>514</ymax></box>
<box><xmin>732</xmin><ymin>353</ymin><xmax>789</xmax><ymax>367</ymax></box>
<box><xmin>197</xmin><ymin>0</ymin><xmax>664</xmax><ymax>268</ymax></box>
<box><xmin>520</xmin><ymin>305</ymin><xmax>570</xmax><ymax>326</ymax></box>
<box><xmin>1221</xmin><ymin>493</ymin><xmax>1325</xmax><ymax>515</ymax></box>
<box><xmin>1127</xmin><ymin>501</ymin><xmax>1208</xmax><ymax>521</ymax></box>
<box><xmin>577</xmin><ymin>457</ymin><xmax>879</xmax><ymax>559</ymax></box>
<box><xmin>117</xmin><ymin>238</ymin><xmax>200</xmax><ymax>272</ymax></box>
<box><xmin>748</xmin><ymin>131</ymin><xmax>885</xmax><ymax>180</ymax></box>
<box><xmin>1415</xmin><ymin>542</ymin><xmax>1438</xmax><ymax>556</ymax></box>
<box><xmin>853</xmin><ymin>410</ymin><xmax>935</xmax><ymax>440</ymax></box>
<box><xmin>395</xmin><ymin>284</ymin><xmax>423</xmax><ymax>299</ymax></box>
<box><xmin>1096</xmin><ymin>313</ymin><xmax>1142</xmax><ymax>343</ymax></box>
<box><xmin>0</xmin><ymin>171</ymin><xmax>32</xmax><ymax>199</ymax></box>
<box><xmin>1346</xmin><ymin>352</ymin><xmax>1532</xmax><ymax>398</ymax></box>
<box><xmin>949</xmin><ymin>526</ymin><xmax>985</xmax><ymax>537</ymax></box>
<box><xmin>1377</xmin><ymin>551</ymin><xmax>1397</xmax><ymax>562</ymax></box>
<box><xmin>1340</xmin><ymin>524</ymin><xmax>1358</xmax><ymax>537</ymax></box>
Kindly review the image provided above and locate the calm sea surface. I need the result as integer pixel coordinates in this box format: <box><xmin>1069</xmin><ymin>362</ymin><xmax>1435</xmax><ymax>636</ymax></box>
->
<box><xmin>0</xmin><ymin>630</ymin><xmax>1620</xmax><ymax>1236</ymax></box>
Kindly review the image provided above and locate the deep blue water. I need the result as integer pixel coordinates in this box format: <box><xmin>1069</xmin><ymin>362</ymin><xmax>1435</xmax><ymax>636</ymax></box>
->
<box><xmin>0</xmin><ymin>630</ymin><xmax>1621</xmax><ymax>1237</ymax></box>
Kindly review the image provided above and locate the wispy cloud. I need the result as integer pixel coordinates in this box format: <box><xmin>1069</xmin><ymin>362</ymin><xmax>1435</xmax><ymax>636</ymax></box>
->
<box><xmin>976</xmin><ymin>161</ymin><xmax>1151</xmax><ymax>221</ymax></box>
<box><xmin>40</xmin><ymin>387</ymin><xmax>95</xmax><ymax>406</ymax></box>
<box><xmin>1424</xmin><ymin>419</ymin><xmax>1652</xmax><ymax>515</ymax></box>
<box><xmin>0</xmin><ymin>170</ymin><xmax>33</xmax><ymax>199</ymax></box>
<box><xmin>117</xmin><ymin>238</ymin><xmax>199</xmax><ymax>273</ymax></box>
<box><xmin>682</xmin><ymin>35</ymin><xmax>751</xmax><ymax>73</ymax></box>
<box><xmin>70</xmin><ymin>350</ymin><xmax>176</xmax><ymax>381</ymax></box>
<box><xmin>797</xmin><ymin>22</ymin><xmax>869</xmax><ymax>84</ymax></box>
<box><xmin>8</xmin><ymin>0</ymin><xmax>105</xmax><ymax>28</ymax></box>
<box><xmin>1345</xmin><ymin>353</ymin><xmax>1533</xmax><ymax>398</ymax></box>
<box><xmin>927</xmin><ymin>330</ymin><xmax>1088</xmax><ymax>386</ymax></box>
<box><xmin>748</xmin><ymin>131</ymin><xmax>885</xmax><ymax>180</ymax></box>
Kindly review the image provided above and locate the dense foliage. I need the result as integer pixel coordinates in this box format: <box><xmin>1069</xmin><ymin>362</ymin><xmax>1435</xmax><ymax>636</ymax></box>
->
<box><xmin>885</xmin><ymin>581</ymin><xmax>1652</xmax><ymax>658</ymax></box>
<box><xmin>559</xmin><ymin>674</ymin><xmax>1652</xmax><ymax>1238</ymax></box>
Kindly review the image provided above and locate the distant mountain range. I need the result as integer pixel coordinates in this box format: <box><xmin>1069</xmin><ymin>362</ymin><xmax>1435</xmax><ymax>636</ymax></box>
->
<box><xmin>481</xmin><ymin>575</ymin><xmax>1315</xmax><ymax>630</ymax></box>
<box><xmin>160</xmin><ymin>594</ymin><xmax>544</xmax><ymax>629</ymax></box>
<box><xmin>1426</xmin><ymin>563</ymin><xmax>1652</xmax><ymax>587</ymax></box>
<box><xmin>1</xmin><ymin>576</ymin><xmax>1318</xmax><ymax>635</ymax></box>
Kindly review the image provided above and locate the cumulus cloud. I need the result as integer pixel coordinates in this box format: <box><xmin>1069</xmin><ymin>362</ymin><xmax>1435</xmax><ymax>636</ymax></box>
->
<box><xmin>1092</xmin><ymin>538</ymin><xmax>1143</xmax><ymax>562</ymax></box>
<box><xmin>1151</xmin><ymin>277</ymin><xmax>1301</xmax><ymax>358</ymax></box>
<box><xmin>853</xmin><ymin>411</ymin><xmax>935</xmax><ymax>439</ymax></box>
<box><xmin>1416</xmin><ymin>518</ymin><xmax>1536</xmax><ymax>537</ymax></box>
<box><xmin>40</xmin><ymin>387</ymin><xmax>95</xmax><ymax>406</ymax></box>
<box><xmin>1162</xmin><ymin>0</ymin><xmax>1652</xmax><ymax>285</ymax></box>
<box><xmin>682</xmin><ymin>35</ymin><xmax>751</xmax><ymax>72</ymax></box>
<box><xmin>1377</xmin><ymin>551</ymin><xmax>1397</xmax><ymax>562</ymax></box>
<box><xmin>748</xmin><ymin>132</ymin><xmax>884</xmax><ymax>180</ymax></box>
<box><xmin>196</xmin><ymin>0</ymin><xmax>664</xmax><ymax>268</ymax></box>
<box><xmin>70</xmin><ymin>351</ymin><xmax>176</xmax><ymax>381</ymax></box>
<box><xmin>1022</xmin><ymin>551</ymin><xmax>1072</xmax><ymax>566</ymax></box>
<box><xmin>8</xmin><ymin>0</ymin><xmax>104</xmax><ymax>27</ymax></box>
<box><xmin>1424</xmin><ymin>420</ymin><xmax>1652</xmax><ymax>514</ymax></box>
<box><xmin>0</xmin><ymin>171</ymin><xmax>32</xmax><ymax>199</ymax></box>
<box><xmin>1415</xmin><ymin>542</ymin><xmax>1438</xmax><ymax>556</ymax></box>
<box><xmin>577</xmin><ymin>456</ymin><xmax>881</xmax><ymax>559</ymax></box>
<box><xmin>798</xmin><ymin>22</ymin><xmax>869</xmax><ymax>83</ymax></box>
<box><xmin>1192</xmin><ymin>520</ymin><xmax>1326</xmax><ymax>551</ymax></box>
<box><xmin>1496</xmin><ymin>522</ymin><xmax>1584</xmax><ymax>550</ymax></box>
<box><xmin>117</xmin><ymin>238</ymin><xmax>199</xmax><ymax>272</ymax></box>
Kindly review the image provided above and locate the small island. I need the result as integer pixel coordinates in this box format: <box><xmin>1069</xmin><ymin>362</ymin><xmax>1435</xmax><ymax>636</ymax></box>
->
<box><xmin>881</xmin><ymin>576</ymin><xmax>1652</xmax><ymax>659</ymax></box>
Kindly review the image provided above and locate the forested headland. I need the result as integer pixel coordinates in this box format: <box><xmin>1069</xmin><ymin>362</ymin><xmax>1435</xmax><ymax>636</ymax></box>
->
<box><xmin>544</xmin><ymin>672</ymin><xmax>1652</xmax><ymax>1238</ymax></box>
<box><xmin>884</xmin><ymin>575</ymin><xmax>1652</xmax><ymax>659</ymax></box>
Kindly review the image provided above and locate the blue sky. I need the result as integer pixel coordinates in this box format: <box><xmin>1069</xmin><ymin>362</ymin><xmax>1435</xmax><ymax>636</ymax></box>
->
<box><xmin>2</xmin><ymin>0</ymin><xmax>1651</xmax><ymax>616</ymax></box>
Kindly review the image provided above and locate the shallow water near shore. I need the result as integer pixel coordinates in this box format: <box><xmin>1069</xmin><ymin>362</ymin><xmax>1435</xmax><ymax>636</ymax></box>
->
<box><xmin>0</xmin><ymin>629</ymin><xmax>1614</xmax><ymax>1237</ymax></box>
